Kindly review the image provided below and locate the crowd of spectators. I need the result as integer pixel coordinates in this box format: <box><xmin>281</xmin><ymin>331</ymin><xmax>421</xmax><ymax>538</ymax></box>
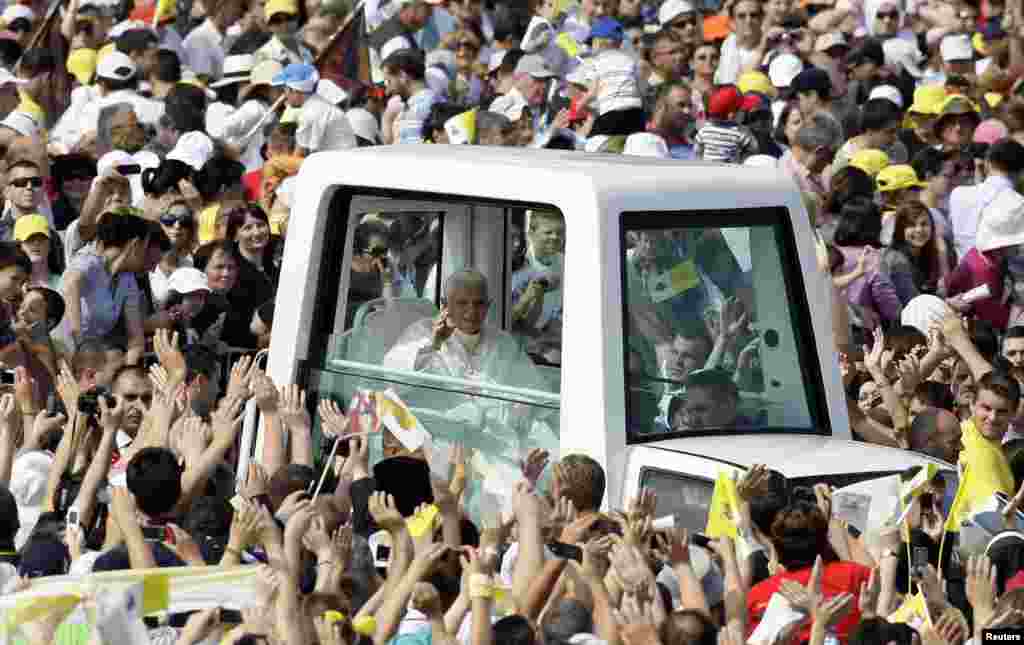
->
<box><xmin>2</xmin><ymin>0</ymin><xmax>1024</xmax><ymax>641</ymax></box>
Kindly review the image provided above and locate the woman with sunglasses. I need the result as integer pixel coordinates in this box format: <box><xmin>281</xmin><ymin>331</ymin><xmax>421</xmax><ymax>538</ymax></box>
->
<box><xmin>150</xmin><ymin>201</ymin><xmax>198</xmax><ymax>308</ymax></box>
<box><xmin>441</xmin><ymin>28</ymin><xmax>485</xmax><ymax>105</ymax></box>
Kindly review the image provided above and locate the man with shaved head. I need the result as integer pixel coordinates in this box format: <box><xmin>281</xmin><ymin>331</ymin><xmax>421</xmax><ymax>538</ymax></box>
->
<box><xmin>909</xmin><ymin>407</ymin><xmax>962</xmax><ymax>464</ymax></box>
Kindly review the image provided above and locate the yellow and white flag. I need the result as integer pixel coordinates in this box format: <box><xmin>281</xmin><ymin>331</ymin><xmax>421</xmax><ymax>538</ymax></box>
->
<box><xmin>377</xmin><ymin>389</ymin><xmax>431</xmax><ymax>452</ymax></box>
<box><xmin>888</xmin><ymin>591</ymin><xmax>931</xmax><ymax>630</ymax></box>
<box><xmin>705</xmin><ymin>470</ymin><xmax>739</xmax><ymax>539</ymax></box>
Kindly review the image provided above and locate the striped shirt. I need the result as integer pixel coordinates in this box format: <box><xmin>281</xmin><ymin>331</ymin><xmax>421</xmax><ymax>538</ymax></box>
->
<box><xmin>694</xmin><ymin>120</ymin><xmax>756</xmax><ymax>164</ymax></box>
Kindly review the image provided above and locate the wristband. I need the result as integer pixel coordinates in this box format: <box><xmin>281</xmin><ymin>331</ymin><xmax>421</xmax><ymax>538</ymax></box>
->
<box><xmin>352</xmin><ymin>615</ymin><xmax>376</xmax><ymax>636</ymax></box>
<box><xmin>324</xmin><ymin>610</ymin><xmax>346</xmax><ymax>626</ymax></box>
<box><xmin>469</xmin><ymin>573</ymin><xmax>494</xmax><ymax>599</ymax></box>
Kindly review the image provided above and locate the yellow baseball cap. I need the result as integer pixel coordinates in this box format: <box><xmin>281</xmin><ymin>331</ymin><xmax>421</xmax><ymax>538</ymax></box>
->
<box><xmin>985</xmin><ymin>92</ymin><xmax>1005</xmax><ymax>109</ymax></box>
<box><xmin>66</xmin><ymin>48</ymin><xmax>97</xmax><ymax>86</ymax></box>
<box><xmin>876</xmin><ymin>164</ymin><xmax>926</xmax><ymax>192</ymax></box>
<box><xmin>849</xmin><ymin>149</ymin><xmax>890</xmax><ymax>177</ymax></box>
<box><xmin>738</xmin><ymin>71</ymin><xmax>775</xmax><ymax>98</ymax></box>
<box><xmin>13</xmin><ymin>214</ymin><xmax>49</xmax><ymax>241</ymax></box>
<box><xmin>908</xmin><ymin>84</ymin><xmax>946</xmax><ymax>115</ymax></box>
<box><xmin>265</xmin><ymin>0</ymin><xmax>299</xmax><ymax>20</ymax></box>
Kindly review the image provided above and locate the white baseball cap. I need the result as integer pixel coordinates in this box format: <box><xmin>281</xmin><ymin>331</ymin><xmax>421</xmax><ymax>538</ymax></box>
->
<box><xmin>883</xmin><ymin>38</ymin><xmax>925</xmax><ymax>78</ymax></box>
<box><xmin>96</xmin><ymin>51</ymin><xmax>137</xmax><ymax>81</ymax></box>
<box><xmin>901</xmin><ymin>294</ymin><xmax>952</xmax><ymax>336</ymax></box>
<box><xmin>658</xmin><ymin>0</ymin><xmax>696</xmax><ymax>27</ymax></box>
<box><xmin>0</xmin><ymin>68</ymin><xmax>26</xmax><ymax>88</ymax></box>
<box><xmin>868</xmin><ymin>84</ymin><xmax>904</xmax><ymax>108</ymax></box>
<box><xmin>623</xmin><ymin>132</ymin><xmax>669</xmax><ymax>158</ymax></box>
<box><xmin>166</xmin><ymin>131</ymin><xmax>214</xmax><ymax>171</ymax></box>
<box><xmin>2</xmin><ymin>5</ymin><xmax>34</xmax><ymax>25</ymax></box>
<box><xmin>347</xmin><ymin>107</ymin><xmax>380</xmax><ymax>143</ymax></box>
<box><xmin>167</xmin><ymin>267</ymin><xmax>210</xmax><ymax>295</ymax></box>
<box><xmin>0</xmin><ymin>111</ymin><xmax>37</xmax><ymax>138</ymax></box>
<box><xmin>380</xmin><ymin>35</ymin><xmax>415</xmax><ymax>67</ymax></box>
<box><xmin>515</xmin><ymin>54</ymin><xmax>557</xmax><ymax>79</ymax></box>
<box><xmin>97</xmin><ymin>149</ymin><xmax>134</xmax><ymax>178</ymax></box>
<box><xmin>490</xmin><ymin>91</ymin><xmax>529</xmax><ymax>122</ymax></box>
<box><xmin>10</xmin><ymin>450</ymin><xmax>52</xmax><ymax>550</ymax></box>
<box><xmin>768</xmin><ymin>53</ymin><xmax>803</xmax><ymax>89</ymax></box>
<box><xmin>316</xmin><ymin>78</ymin><xmax>349</xmax><ymax>105</ymax></box>
<box><xmin>210</xmin><ymin>54</ymin><xmax>256</xmax><ymax>88</ymax></box>
<box><xmin>940</xmin><ymin>33</ymin><xmax>974</xmax><ymax>63</ymax></box>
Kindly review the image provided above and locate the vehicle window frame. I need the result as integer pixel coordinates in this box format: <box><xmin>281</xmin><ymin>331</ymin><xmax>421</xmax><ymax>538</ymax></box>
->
<box><xmin>639</xmin><ymin>466</ymin><xmax>715</xmax><ymax>532</ymax></box>
<box><xmin>620</xmin><ymin>206</ymin><xmax>831</xmax><ymax>441</ymax></box>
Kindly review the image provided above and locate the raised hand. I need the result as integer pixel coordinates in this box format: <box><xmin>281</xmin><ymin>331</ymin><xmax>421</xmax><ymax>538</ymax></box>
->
<box><xmin>278</xmin><ymin>384</ymin><xmax>311</xmax><ymax>431</ymax></box>
<box><xmin>432</xmin><ymin>308</ymin><xmax>455</xmax><ymax>350</ymax></box>
<box><xmin>13</xmin><ymin>366</ymin><xmax>35</xmax><ymax>415</ymax></box>
<box><xmin>211</xmin><ymin>394</ymin><xmax>247</xmax><ymax>445</ymax></box>
<box><xmin>858</xmin><ymin>567</ymin><xmax>880</xmax><ymax>619</ymax></box>
<box><xmin>368</xmin><ymin>491</ymin><xmax>405</xmax><ymax>532</ymax></box>
<box><xmin>518</xmin><ymin>448</ymin><xmax>549</xmax><ymax>489</ymax></box>
<box><xmin>966</xmin><ymin>555</ymin><xmax>998</xmax><ymax>631</ymax></box>
<box><xmin>250</xmin><ymin>371</ymin><xmax>279</xmax><ymax>413</ymax></box>
<box><xmin>227</xmin><ymin>354</ymin><xmax>260</xmax><ymax>401</ymax></box>
<box><xmin>737</xmin><ymin>464</ymin><xmax>770</xmax><ymax>500</ymax></box>
<box><xmin>318</xmin><ymin>398</ymin><xmax>349</xmax><ymax>437</ymax></box>
<box><xmin>302</xmin><ymin>514</ymin><xmax>334</xmax><ymax>560</ymax></box>
<box><xmin>55</xmin><ymin>360</ymin><xmax>79</xmax><ymax>415</ymax></box>
<box><xmin>97</xmin><ymin>392</ymin><xmax>124</xmax><ymax>432</ymax></box>
<box><xmin>153</xmin><ymin>329</ymin><xmax>186</xmax><ymax>383</ymax></box>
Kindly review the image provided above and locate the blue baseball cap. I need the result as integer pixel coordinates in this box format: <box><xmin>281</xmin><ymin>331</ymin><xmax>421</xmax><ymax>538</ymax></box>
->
<box><xmin>590</xmin><ymin>17</ymin><xmax>624</xmax><ymax>41</ymax></box>
<box><xmin>271</xmin><ymin>63</ymin><xmax>320</xmax><ymax>93</ymax></box>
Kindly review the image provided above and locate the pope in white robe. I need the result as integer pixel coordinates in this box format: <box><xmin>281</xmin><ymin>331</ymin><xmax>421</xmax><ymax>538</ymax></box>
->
<box><xmin>381</xmin><ymin>268</ymin><xmax>557</xmax><ymax>518</ymax></box>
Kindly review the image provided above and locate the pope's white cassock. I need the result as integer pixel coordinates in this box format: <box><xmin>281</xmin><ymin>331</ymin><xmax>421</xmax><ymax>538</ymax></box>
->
<box><xmin>382</xmin><ymin>318</ymin><xmax>557</xmax><ymax>521</ymax></box>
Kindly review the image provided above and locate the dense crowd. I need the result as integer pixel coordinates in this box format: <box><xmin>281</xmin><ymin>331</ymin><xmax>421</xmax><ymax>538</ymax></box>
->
<box><xmin>2</xmin><ymin>0</ymin><xmax>1024</xmax><ymax>640</ymax></box>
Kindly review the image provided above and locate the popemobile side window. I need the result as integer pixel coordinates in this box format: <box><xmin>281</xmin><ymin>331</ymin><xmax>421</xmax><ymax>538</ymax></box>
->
<box><xmin>622</xmin><ymin>210</ymin><xmax>828</xmax><ymax>440</ymax></box>
<box><xmin>319</xmin><ymin>194</ymin><xmax>563</xmax><ymax>524</ymax></box>
<box><xmin>508</xmin><ymin>209</ymin><xmax>566</xmax><ymax>366</ymax></box>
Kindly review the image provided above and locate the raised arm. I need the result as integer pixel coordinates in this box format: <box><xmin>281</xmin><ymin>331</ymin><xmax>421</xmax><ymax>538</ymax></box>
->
<box><xmin>71</xmin><ymin>395</ymin><xmax>122</xmax><ymax>529</ymax></box>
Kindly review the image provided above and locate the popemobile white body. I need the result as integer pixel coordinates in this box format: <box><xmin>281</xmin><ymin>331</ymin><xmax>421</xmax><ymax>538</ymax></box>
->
<box><xmin>252</xmin><ymin>145</ymin><xmax>950</xmax><ymax>527</ymax></box>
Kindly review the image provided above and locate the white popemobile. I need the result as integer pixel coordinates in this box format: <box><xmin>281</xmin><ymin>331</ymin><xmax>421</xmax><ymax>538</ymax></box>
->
<box><xmin>250</xmin><ymin>145</ymin><xmax>949</xmax><ymax>528</ymax></box>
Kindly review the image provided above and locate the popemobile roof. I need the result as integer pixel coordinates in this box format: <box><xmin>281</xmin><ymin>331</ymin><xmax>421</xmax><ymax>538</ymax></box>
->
<box><xmin>292</xmin><ymin>145</ymin><xmax>806</xmax><ymax>218</ymax></box>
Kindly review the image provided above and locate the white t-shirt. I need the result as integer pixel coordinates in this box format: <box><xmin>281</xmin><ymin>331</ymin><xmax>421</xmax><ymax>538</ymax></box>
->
<box><xmin>714</xmin><ymin>33</ymin><xmax>759</xmax><ymax>85</ymax></box>
<box><xmin>296</xmin><ymin>94</ymin><xmax>357</xmax><ymax>152</ymax></box>
<box><xmin>592</xmin><ymin>48</ymin><xmax>642</xmax><ymax>116</ymax></box>
<box><xmin>206</xmin><ymin>99</ymin><xmax>268</xmax><ymax>172</ymax></box>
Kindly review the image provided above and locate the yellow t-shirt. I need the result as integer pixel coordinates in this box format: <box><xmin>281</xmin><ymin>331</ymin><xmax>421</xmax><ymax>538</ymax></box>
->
<box><xmin>960</xmin><ymin>418</ymin><xmax>1015</xmax><ymax>497</ymax></box>
<box><xmin>198</xmin><ymin>203</ymin><xmax>220</xmax><ymax>244</ymax></box>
